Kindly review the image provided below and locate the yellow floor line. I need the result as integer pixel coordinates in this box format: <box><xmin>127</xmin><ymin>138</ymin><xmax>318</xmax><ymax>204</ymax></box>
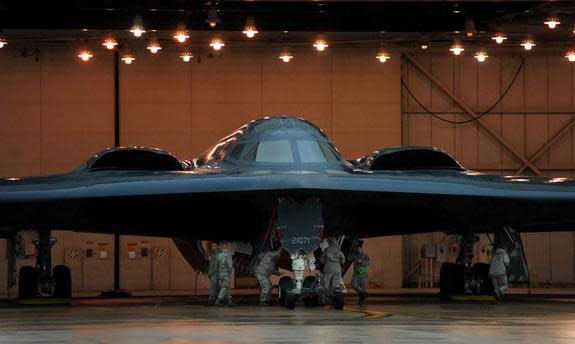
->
<box><xmin>345</xmin><ymin>306</ymin><xmax>393</xmax><ymax>319</ymax></box>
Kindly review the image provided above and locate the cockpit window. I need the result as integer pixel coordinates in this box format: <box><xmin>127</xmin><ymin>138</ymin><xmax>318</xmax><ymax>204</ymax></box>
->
<box><xmin>296</xmin><ymin>140</ymin><xmax>331</xmax><ymax>163</ymax></box>
<box><xmin>256</xmin><ymin>140</ymin><xmax>294</xmax><ymax>163</ymax></box>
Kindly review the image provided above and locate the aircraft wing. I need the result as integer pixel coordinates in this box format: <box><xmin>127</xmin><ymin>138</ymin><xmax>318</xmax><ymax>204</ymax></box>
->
<box><xmin>1</xmin><ymin>167</ymin><xmax>574</xmax><ymax>241</ymax></box>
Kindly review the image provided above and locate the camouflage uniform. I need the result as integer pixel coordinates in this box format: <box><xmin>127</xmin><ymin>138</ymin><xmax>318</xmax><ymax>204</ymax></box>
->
<box><xmin>255</xmin><ymin>248</ymin><xmax>282</xmax><ymax>304</ymax></box>
<box><xmin>215</xmin><ymin>248</ymin><xmax>234</xmax><ymax>305</ymax></box>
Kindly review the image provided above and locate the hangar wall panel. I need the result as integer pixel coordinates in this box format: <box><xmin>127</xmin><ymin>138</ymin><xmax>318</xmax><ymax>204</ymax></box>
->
<box><xmin>402</xmin><ymin>53</ymin><xmax>575</xmax><ymax>287</ymax></box>
<box><xmin>0</xmin><ymin>47</ymin><xmax>402</xmax><ymax>295</ymax></box>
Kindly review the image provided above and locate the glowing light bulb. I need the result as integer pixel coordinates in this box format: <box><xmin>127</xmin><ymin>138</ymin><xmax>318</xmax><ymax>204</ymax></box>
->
<box><xmin>180</xmin><ymin>50</ymin><xmax>193</xmax><ymax>62</ymax></box>
<box><xmin>376</xmin><ymin>48</ymin><xmax>390</xmax><ymax>63</ymax></box>
<box><xmin>209</xmin><ymin>35</ymin><xmax>225</xmax><ymax>51</ymax></box>
<box><xmin>121</xmin><ymin>52</ymin><xmax>135</xmax><ymax>64</ymax></box>
<box><xmin>173</xmin><ymin>24</ymin><xmax>189</xmax><ymax>43</ymax></box>
<box><xmin>278</xmin><ymin>47</ymin><xmax>293</xmax><ymax>63</ymax></box>
<box><xmin>449</xmin><ymin>39</ymin><xmax>464</xmax><ymax>55</ymax></box>
<box><xmin>544</xmin><ymin>16</ymin><xmax>560</xmax><ymax>29</ymax></box>
<box><xmin>0</xmin><ymin>37</ymin><xmax>7</xmax><ymax>48</ymax></box>
<box><xmin>474</xmin><ymin>50</ymin><xmax>488</xmax><ymax>62</ymax></box>
<box><xmin>521</xmin><ymin>37</ymin><xmax>536</xmax><ymax>51</ymax></box>
<box><xmin>206</xmin><ymin>7</ymin><xmax>220</xmax><ymax>28</ymax></box>
<box><xmin>146</xmin><ymin>36</ymin><xmax>161</xmax><ymax>54</ymax></box>
<box><xmin>78</xmin><ymin>49</ymin><xmax>93</xmax><ymax>62</ymax></box>
<box><xmin>242</xmin><ymin>17</ymin><xmax>258</xmax><ymax>38</ymax></box>
<box><xmin>420</xmin><ymin>42</ymin><xmax>428</xmax><ymax>50</ymax></box>
<box><xmin>102</xmin><ymin>37</ymin><xmax>118</xmax><ymax>50</ymax></box>
<box><xmin>491</xmin><ymin>33</ymin><xmax>507</xmax><ymax>44</ymax></box>
<box><xmin>130</xmin><ymin>16</ymin><xmax>145</xmax><ymax>37</ymax></box>
<box><xmin>566</xmin><ymin>50</ymin><xmax>575</xmax><ymax>62</ymax></box>
<box><xmin>313</xmin><ymin>35</ymin><xmax>328</xmax><ymax>52</ymax></box>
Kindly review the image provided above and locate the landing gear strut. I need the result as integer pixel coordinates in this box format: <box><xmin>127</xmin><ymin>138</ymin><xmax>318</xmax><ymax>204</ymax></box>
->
<box><xmin>17</xmin><ymin>229</ymin><xmax>72</xmax><ymax>300</ymax></box>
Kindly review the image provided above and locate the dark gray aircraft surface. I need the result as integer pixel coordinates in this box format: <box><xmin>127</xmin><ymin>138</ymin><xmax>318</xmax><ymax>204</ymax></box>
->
<box><xmin>0</xmin><ymin>116</ymin><xmax>574</xmax><ymax>307</ymax></box>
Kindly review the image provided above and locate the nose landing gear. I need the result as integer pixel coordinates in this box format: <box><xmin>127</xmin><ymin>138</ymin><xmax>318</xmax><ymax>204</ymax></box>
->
<box><xmin>16</xmin><ymin>229</ymin><xmax>72</xmax><ymax>301</ymax></box>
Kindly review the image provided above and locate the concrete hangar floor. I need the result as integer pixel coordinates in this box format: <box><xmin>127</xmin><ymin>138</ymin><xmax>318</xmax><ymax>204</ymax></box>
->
<box><xmin>1</xmin><ymin>292</ymin><xmax>575</xmax><ymax>344</ymax></box>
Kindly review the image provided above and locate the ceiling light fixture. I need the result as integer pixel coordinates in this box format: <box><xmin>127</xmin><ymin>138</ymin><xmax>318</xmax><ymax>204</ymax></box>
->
<box><xmin>474</xmin><ymin>50</ymin><xmax>488</xmax><ymax>62</ymax></box>
<box><xmin>180</xmin><ymin>49</ymin><xmax>194</xmax><ymax>62</ymax></box>
<box><xmin>77</xmin><ymin>49</ymin><xmax>93</xmax><ymax>62</ymax></box>
<box><xmin>313</xmin><ymin>35</ymin><xmax>328</xmax><ymax>52</ymax></box>
<box><xmin>465</xmin><ymin>18</ymin><xmax>476</xmax><ymax>38</ymax></box>
<box><xmin>121</xmin><ymin>51</ymin><xmax>135</xmax><ymax>64</ymax></box>
<box><xmin>376</xmin><ymin>46</ymin><xmax>391</xmax><ymax>63</ymax></box>
<box><xmin>206</xmin><ymin>7</ymin><xmax>220</xmax><ymax>28</ymax></box>
<box><xmin>544</xmin><ymin>16</ymin><xmax>560</xmax><ymax>29</ymax></box>
<box><xmin>146</xmin><ymin>36</ymin><xmax>162</xmax><ymax>54</ymax></box>
<box><xmin>566</xmin><ymin>50</ymin><xmax>575</xmax><ymax>62</ymax></box>
<box><xmin>102</xmin><ymin>36</ymin><xmax>118</xmax><ymax>50</ymax></box>
<box><xmin>279</xmin><ymin>47</ymin><xmax>293</xmax><ymax>63</ymax></box>
<box><xmin>129</xmin><ymin>16</ymin><xmax>146</xmax><ymax>37</ymax></box>
<box><xmin>491</xmin><ymin>32</ymin><xmax>507</xmax><ymax>44</ymax></box>
<box><xmin>242</xmin><ymin>17</ymin><xmax>259</xmax><ymax>38</ymax></box>
<box><xmin>173</xmin><ymin>23</ymin><xmax>190</xmax><ymax>43</ymax></box>
<box><xmin>0</xmin><ymin>36</ymin><xmax>7</xmax><ymax>48</ymax></box>
<box><xmin>209</xmin><ymin>34</ymin><xmax>225</xmax><ymax>50</ymax></box>
<box><xmin>449</xmin><ymin>39</ymin><xmax>464</xmax><ymax>55</ymax></box>
<box><xmin>521</xmin><ymin>36</ymin><xmax>536</xmax><ymax>51</ymax></box>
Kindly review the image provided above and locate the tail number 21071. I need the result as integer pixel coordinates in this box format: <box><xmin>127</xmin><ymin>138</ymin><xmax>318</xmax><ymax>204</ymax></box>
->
<box><xmin>291</xmin><ymin>236</ymin><xmax>312</xmax><ymax>245</ymax></box>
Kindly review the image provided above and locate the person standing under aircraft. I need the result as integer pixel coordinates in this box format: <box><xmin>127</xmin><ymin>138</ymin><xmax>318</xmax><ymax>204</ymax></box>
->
<box><xmin>348</xmin><ymin>243</ymin><xmax>371</xmax><ymax>305</ymax></box>
<box><xmin>215</xmin><ymin>242</ymin><xmax>235</xmax><ymax>307</ymax></box>
<box><xmin>321</xmin><ymin>238</ymin><xmax>346</xmax><ymax>298</ymax></box>
<box><xmin>489</xmin><ymin>244</ymin><xmax>510</xmax><ymax>301</ymax></box>
<box><xmin>255</xmin><ymin>247</ymin><xmax>283</xmax><ymax>306</ymax></box>
<box><xmin>206</xmin><ymin>241</ymin><xmax>221</xmax><ymax>306</ymax></box>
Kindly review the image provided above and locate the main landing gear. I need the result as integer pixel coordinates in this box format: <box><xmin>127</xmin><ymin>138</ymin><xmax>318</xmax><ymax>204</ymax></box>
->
<box><xmin>439</xmin><ymin>230</ymin><xmax>493</xmax><ymax>300</ymax></box>
<box><xmin>439</xmin><ymin>227</ymin><xmax>529</xmax><ymax>300</ymax></box>
<box><xmin>17</xmin><ymin>229</ymin><xmax>72</xmax><ymax>300</ymax></box>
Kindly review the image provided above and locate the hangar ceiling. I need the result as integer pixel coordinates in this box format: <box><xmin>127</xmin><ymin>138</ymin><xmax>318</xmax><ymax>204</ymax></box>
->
<box><xmin>0</xmin><ymin>1</ymin><xmax>574</xmax><ymax>48</ymax></box>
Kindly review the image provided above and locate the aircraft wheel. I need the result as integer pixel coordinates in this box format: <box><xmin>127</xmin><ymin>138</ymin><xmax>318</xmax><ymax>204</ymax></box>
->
<box><xmin>440</xmin><ymin>263</ymin><xmax>457</xmax><ymax>300</ymax></box>
<box><xmin>278</xmin><ymin>276</ymin><xmax>293</xmax><ymax>307</ymax></box>
<box><xmin>440</xmin><ymin>263</ymin><xmax>465</xmax><ymax>300</ymax></box>
<box><xmin>286</xmin><ymin>291</ymin><xmax>296</xmax><ymax>310</ymax></box>
<box><xmin>302</xmin><ymin>276</ymin><xmax>319</xmax><ymax>307</ymax></box>
<box><xmin>53</xmin><ymin>265</ymin><xmax>72</xmax><ymax>299</ymax></box>
<box><xmin>333</xmin><ymin>290</ymin><xmax>344</xmax><ymax>310</ymax></box>
<box><xmin>473</xmin><ymin>262</ymin><xmax>493</xmax><ymax>295</ymax></box>
<box><xmin>18</xmin><ymin>266</ymin><xmax>38</xmax><ymax>300</ymax></box>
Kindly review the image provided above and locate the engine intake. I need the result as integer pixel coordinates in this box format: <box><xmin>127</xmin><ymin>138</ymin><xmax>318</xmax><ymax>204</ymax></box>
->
<box><xmin>85</xmin><ymin>147</ymin><xmax>185</xmax><ymax>171</ymax></box>
<box><xmin>355</xmin><ymin>146</ymin><xmax>464</xmax><ymax>171</ymax></box>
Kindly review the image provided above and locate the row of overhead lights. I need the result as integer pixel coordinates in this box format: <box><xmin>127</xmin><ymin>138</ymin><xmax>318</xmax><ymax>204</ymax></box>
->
<box><xmin>444</xmin><ymin>13</ymin><xmax>575</xmax><ymax>62</ymax></box>
<box><xmin>445</xmin><ymin>34</ymin><xmax>575</xmax><ymax>62</ymax></box>
<box><xmin>2</xmin><ymin>12</ymin><xmax>575</xmax><ymax>64</ymax></box>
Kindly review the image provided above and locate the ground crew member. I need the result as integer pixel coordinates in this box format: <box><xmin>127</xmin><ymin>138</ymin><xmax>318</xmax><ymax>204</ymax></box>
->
<box><xmin>320</xmin><ymin>238</ymin><xmax>345</xmax><ymax>297</ymax></box>
<box><xmin>489</xmin><ymin>245</ymin><xmax>510</xmax><ymax>301</ymax></box>
<box><xmin>255</xmin><ymin>247</ymin><xmax>283</xmax><ymax>306</ymax></box>
<box><xmin>206</xmin><ymin>241</ymin><xmax>221</xmax><ymax>306</ymax></box>
<box><xmin>215</xmin><ymin>242</ymin><xmax>235</xmax><ymax>307</ymax></box>
<box><xmin>348</xmin><ymin>244</ymin><xmax>371</xmax><ymax>305</ymax></box>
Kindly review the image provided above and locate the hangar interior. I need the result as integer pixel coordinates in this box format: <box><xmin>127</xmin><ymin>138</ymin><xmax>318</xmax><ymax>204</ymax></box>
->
<box><xmin>1</xmin><ymin>0</ymin><xmax>575</xmax><ymax>297</ymax></box>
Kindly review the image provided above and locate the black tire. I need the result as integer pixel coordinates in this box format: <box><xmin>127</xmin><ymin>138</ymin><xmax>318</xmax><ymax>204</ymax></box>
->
<box><xmin>439</xmin><ymin>262</ymin><xmax>454</xmax><ymax>300</ymax></box>
<box><xmin>286</xmin><ymin>291</ymin><xmax>296</xmax><ymax>310</ymax></box>
<box><xmin>53</xmin><ymin>265</ymin><xmax>72</xmax><ymax>299</ymax></box>
<box><xmin>473</xmin><ymin>262</ymin><xmax>493</xmax><ymax>295</ymax></box>
<box><xmin>18</xmin><ymin>266</ymin><xmax>38</xmax><ymax>300</ymax></box>
<box><xmin>333</xmin><ymin>290</ymin><xmax>344</xmax><ymax>310</ymax></box>
<box><xmin>303</xmin><ymin>276</ymin><xmax>319</xmax><ymax>307</ymax></box>
<box><xmin>278</xmin><ymin>276</ymin><xmax>293</xmax><ymax>307</ymax></box>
